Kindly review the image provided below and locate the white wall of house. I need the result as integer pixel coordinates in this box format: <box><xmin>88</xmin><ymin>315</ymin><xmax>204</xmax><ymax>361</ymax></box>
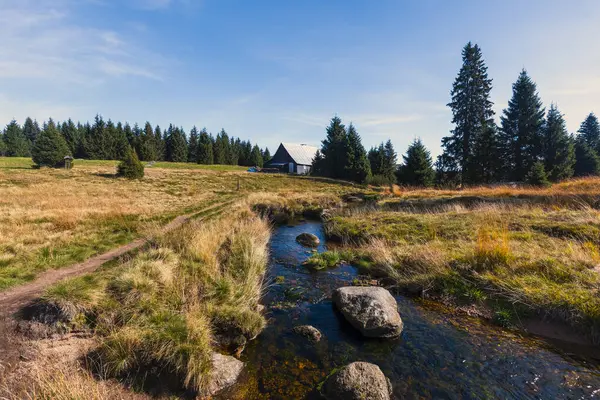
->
<box><xmin>296</xmin><ymin>164</ymin><xmax>311</xmax><ymax>175</ymax></box>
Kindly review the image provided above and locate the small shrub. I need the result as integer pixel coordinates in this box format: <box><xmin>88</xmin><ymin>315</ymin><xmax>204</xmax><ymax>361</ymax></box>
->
<box><xmin>117</xmin><ymin>147</ymin><xmax>144</xmax><ymax>179</ymax></box>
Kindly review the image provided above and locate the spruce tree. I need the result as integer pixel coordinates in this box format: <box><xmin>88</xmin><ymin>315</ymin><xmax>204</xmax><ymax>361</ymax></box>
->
<box><xmin>311</xmin><ymin>150</ymin><xmax>326</xmax><ymax>175</ymax></box>
<box><xmin>526</xmin><ymin>161</ymin><xmax>550</xmax><ymax>187</ymax></box>
<box><xmin>117</xmin><ymin>146</ymin><xmax>144</xmax><ymax>179</ymax></box>
<box><xmin>0</xmin><ymin>132</ymin><xmax>6</xmax><ymax>156</ymax></box>
<box><xmin>213</xmin><ymin>130</ymin><xmax>230</xmax><ymax>164</ymax></box>
<box><xmin>229</xmin><ymin>136</ymin><xmax>239</xmax><ymax>165</ymax></box>
<box><xmin>197</xmin><ymin>129</ymin><xmax>214</xmax><ymax>164</ymax></box>
<box><xmin>344</xmin><ymin>124</ymin><xmax>371</xmax><ymax>183</ymax></box>
<box><xmin>86</xmin><ymin>115</ymin><xmax>108</xmax><ymax>159</ymax></box>
<box><xmin>4</xmin><ymin>120</ymin><xmax>29</xmax><ymax>157</ymax></box>
<box><xmin>382</xmin><ymin>139</ymin><xmax>397</xmax><ymax>182</ymax></box>
<box><xmin>543</xmin><ymin>104</ymin><xmax>575</xmax><ymax>182</ymax></box>
<box><xmin>188</xmin><ymin>126</ymin><xmax>199</xmax><ymax>163</ymax></box>
<box><xmin>368</xmin><ymin>145</ymin><xmax>384</xmax><ymax>177</ymax></box>
<box><xmin>397</xmin><ymin>139</ymin><xmax>435</xmax><ymax>187</ymax></box>
<box><xmin>441</xmin><ymin>42</ymin><xmax>495</xmax><ymax>184</ymax></box>
<box><xmin>32</xmin><ymin>119</ymin><xmax>71</xmax><ymax>167</ymax></box>
<box><xmin>22</xmin><ymin>117</ymin><xmax>41</xmax><ymax>150</ymax></box>
<box><xmin>61</xmin><ymin>119</ymin><xmax>79</xmax><ymax>155</ymax></box>
<box><xmin>139</xmin><ymin>122</ymin><xmax>158</xmax><ymax>161</ymax></box>
<box><xmin>250</xmin><ymin>144</ymin><xmax>264</xmax><ymax>167</ymax></box>
<box><xmin>166</xmin><ymin>125</ymin><xmax>188</xmax><ymax>162</ymax></box>
<box><xmin>574</xmin><ymin>134</ymin><xmax>600</xmax><ymax>177</ymax></box>
<box><xmin>263</xmin><ymin>147</ymin><xmax>271</xmax><ymax>162</ymax></box>
<box><xmin>498</xmin><ymin>70</ymin><xmax>545</xmax><ymax>181</ymax></box>
<box><xmin>317</xmin><ymin>116</ymin><xmax>347</xmax><ymax>179</ymax></box>
<box><xmin>578</xmin><ymin>113</ymin><xmax>600</xmax><ymax>153</ymax></box>
<box><xmin>155</xmin><ymin>125</ymin><xmax>165</xmax><ymax>161</ymax></box>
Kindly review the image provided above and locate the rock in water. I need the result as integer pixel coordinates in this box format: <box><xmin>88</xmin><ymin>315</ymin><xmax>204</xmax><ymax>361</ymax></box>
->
<box><xmin>322</xmin><ymin>362</ymin><xmax>392</xmax><ymax>400</ymax></box>
<box><xmin>296</xmin><ymin>232</ymin><xmax>320</xmax><ymax>247</ymax></box>
<box><xmin>332</xmin><ymin>286</ymin><xmax>403</xmax><ymax>338</ymax></box>
<box><xmin>202</xmin><ymin>353</ymin><xmax>244</xmax><ymax>397</ymax></box>
<box><xmin>292</xmin><ymin>325</ymin><xmax>322</xmax><ymax>342</ymax></box>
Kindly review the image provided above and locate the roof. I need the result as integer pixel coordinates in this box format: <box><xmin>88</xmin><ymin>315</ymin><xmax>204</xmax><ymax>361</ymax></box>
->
<box><xmin>281</xmin><ymin>143</ymin><xmax>319</xmax><ymax>165</ymax></box>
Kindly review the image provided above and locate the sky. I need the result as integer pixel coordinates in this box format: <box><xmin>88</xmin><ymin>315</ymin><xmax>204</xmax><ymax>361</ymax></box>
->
<box><xmin>1</xmin><ymin>0</ymin><xmax>600</xmax><ymax>158</ymax></box>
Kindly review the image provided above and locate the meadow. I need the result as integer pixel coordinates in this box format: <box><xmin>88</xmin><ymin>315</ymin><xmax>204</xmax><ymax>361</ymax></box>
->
<box><xmin>3</xmin><ymin>159</ymin><xmax>600</xmax><ymax>398</ymax></box>
<box><xmin>0</xmin><ymin>157</ymin><xmax>347</xmax><ymax>291</ymax></box>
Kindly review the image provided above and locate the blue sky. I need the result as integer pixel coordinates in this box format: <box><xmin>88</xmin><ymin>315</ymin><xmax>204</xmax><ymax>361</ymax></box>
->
<box><xmin>1</xmin><ymin>0</ymin><xmax>599</xmax><ymax>158</ymax></box>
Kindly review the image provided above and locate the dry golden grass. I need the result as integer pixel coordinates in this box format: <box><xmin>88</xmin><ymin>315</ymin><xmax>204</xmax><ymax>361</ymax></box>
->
<box><xmin>0</xmin><ymin>160</ymin><xmax>351</xmax><ymax>290</ymax></box>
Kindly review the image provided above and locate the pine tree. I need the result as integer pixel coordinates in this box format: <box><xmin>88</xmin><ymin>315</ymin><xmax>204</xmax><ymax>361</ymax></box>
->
<box><xmin>311</xmin><ymin>150</ymin><xmax>326</xmax><ymax>176</ymax></box>
<box><xmin>250</xmin><ymin>144</ymin><xmax>264</xmax><ymax>167</ymax></box>
<box><xmin>165</xmin><ymin>125</ymin><xmax>188</xmax><ymax>162</ymax></box>
<box><xmin>441</xmin><ymin>42</ymin><xmax>495</xmax><ymax>184</ymax></box>
<box><xmin>344</xmin><ymin>124</ymin><xmax>371</xmax><ymax>183</ymax></box>
<box><xmin>543</xmin><ymin>104</ymin><xmax>575</xmax><ymax>182</ymax></box>
<box><xmin>229</xmin><ymin>137</ymin><xmax>239</xmax><ymax>165</ymax></box>
<box><xmin>574</xmin><ymin>134</ymin><xmax>600</xmax><ymax>177</ymax></box>
<box><xmin>114</xmin><ymin>122</ymin><xmax>129</xmax><ymax>159</ymax></box>
<box><xmin>22</xmin><ymin>117</ymin><xmax>41</xmax><ymax>151</ymax></box>
<box><xmin>117</xmin><ymin>146</ymin><xmax>144</xmax><ymax>179</ymax></box>
<box><xmin>314</xmin><ymin>116</ymin><xmax>348</xmax><ymax>179</ymax></box>
<box><xmin>498</xmin><ymin>70</ymin><xmax>545</xmax><ymax>181</ymax></box>
<box><xmin>32</xmin><ymin>119</ymin><xmax>71</xmax><ymax>167</ymax></box>
<box><xmin>124</xmin><ymin>122</ymin><xmax>135</xmax><ymax>147</ymax></box>
<box><xmin>197</xmin><ymin>129</ymin><xmax>214</xmax><ymax>164</ymax></box>
<box><xmin>188</xmin><ymin>126</ymin><xmax>199</xmax><ymax>163</ymax></box>
<box><xmin>4</xmin><ymin>120</ymin><xmax>29</xmax><ymax>157</ymax></box>
<box><xmin>368</xmin><ymin>145</ymin><xmax>384</xmax><ymax>177</ymax></box>
<box><xmin>382</xmin><ymin>140</ymin><xmax>397</xmax><ymax>182</ymax></box>
<box><xmin>471</xmin><ymin>123</ymin><xmax>499</xmax><ymax>183</ymax></box>
<box><xmin>397</xmin><ymin>139</ymin><xmax>435</xmax><ymax>187</ymax></box>
<box><xmin>578</xmin><ymin>113</ymin><xmax>600</xmax><ymax>153</ymax></box>
<box><xmin>526</xmin><ymin>161</ymin><xmax>550</xmax><ymax>187</ymax></box>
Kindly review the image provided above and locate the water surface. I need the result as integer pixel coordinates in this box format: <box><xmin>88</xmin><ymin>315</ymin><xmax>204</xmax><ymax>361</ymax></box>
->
<box><xmin>235</xmin><ymin>221</ymin><xmax>600</xmax><ymax>399</ymax></box>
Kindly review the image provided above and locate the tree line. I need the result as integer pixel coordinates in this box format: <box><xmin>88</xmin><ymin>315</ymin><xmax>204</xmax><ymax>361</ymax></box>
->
<box><xmin>0</xmin><ymin>115</ymin><xmax>271</xmax><ymax>168</ymax></box>
<box><xmin>312</xmin><ymin>42</ymin><xmax>600</xmax><ymax>187</ymax></box>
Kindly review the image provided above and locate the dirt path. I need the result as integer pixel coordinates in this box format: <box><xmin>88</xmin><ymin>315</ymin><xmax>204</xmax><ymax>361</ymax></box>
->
<box><xmin>0</xmin><ymin>201</ymin><xmax>232</xmax><ymax>318</ymax></box>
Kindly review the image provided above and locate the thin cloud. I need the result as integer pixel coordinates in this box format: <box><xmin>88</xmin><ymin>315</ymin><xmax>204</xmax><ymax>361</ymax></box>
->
<box><xmin>0</xmin><ymin>0</ymin><xmax>167</xmax><ymax>84</ymax></box>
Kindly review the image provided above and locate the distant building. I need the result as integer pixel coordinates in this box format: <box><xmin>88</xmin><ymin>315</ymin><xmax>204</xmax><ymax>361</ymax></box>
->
<box><xmin>264</xmin><ymin>143</ymin><xmax>318</xmax><ymax>174</ymax></box>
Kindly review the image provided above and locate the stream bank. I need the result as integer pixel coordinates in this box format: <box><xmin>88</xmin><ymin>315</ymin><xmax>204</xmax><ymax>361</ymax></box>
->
<box><xmin>226</xmin><ymin>220</ymin><xmax>600</xmax><ymax>399</ymax></box>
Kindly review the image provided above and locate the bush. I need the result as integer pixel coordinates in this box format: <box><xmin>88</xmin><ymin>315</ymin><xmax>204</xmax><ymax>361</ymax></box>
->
<box><xmin>117</xmin><ymin>147</ymin><xmax>144</xmax><ymax>179</ymax></box>
<box><xmin>526</xmin><ymin>161</ymin><xmax>551</xmax><ymax>187</ymax></box>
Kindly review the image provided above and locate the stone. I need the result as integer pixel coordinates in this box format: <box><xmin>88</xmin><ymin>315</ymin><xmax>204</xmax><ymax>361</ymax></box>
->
<box><xmin>292</xmin><ymin>325</ymin><xmax>322</xmax><ymax>342</ymax></box>
<box><xmin>322</xmin><ymin>362</ymin><xmax>392</xmax><ymax>400</ymax></box>
<box><xmin>202</xmin><ymin>353</ymin><xmax>244</xmax><ymax>397</ymax></box>
<box><xmin>296</xmin><ymin>233</ymin><xmax>320</xmax><ymax>247</ymax></box>
<box><xmin>332</xmin><ymin>286</ymin><xmax>403</xmax><ymax>338</ymax></box>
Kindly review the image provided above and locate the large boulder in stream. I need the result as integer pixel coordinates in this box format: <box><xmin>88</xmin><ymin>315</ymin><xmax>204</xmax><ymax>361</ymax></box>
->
<box><xmin>296</xmin><ymin>232</ymin><xmax>320</xmax><ymax>247</ymax></box>
<box><xmin>201</xmin><ymin>353</ymin><xmax>244</xmax><ymax>397</ymax></box>
<box><xmin>322</xmin><ymin>362</ymin><xmax>392</xmax><ymax>400</ymax></box>
<box><xmin>332</xmin><ymin>286</ymin><xmax>403</xmax><ymax>338</ymax></box>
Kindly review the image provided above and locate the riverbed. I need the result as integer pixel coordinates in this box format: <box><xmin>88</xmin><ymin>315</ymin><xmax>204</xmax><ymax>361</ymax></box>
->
<box><xmin>230</xmin><ymin>221</ymin><xmax>600</xmax><ymax>399</ymax></box>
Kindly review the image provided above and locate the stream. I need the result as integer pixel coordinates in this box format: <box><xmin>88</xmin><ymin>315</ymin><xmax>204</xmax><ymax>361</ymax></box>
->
<box><xmin>232</xmin><ymin>221</ymin><xmax>600</xmax><ymax>399</ymax></box>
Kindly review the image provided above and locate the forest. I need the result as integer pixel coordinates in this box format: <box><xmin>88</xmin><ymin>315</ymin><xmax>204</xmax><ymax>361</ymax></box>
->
<box><xmin>0</xmin><ymin>116</ymin><xmax>270</xmax><ymax>168</ymax></box>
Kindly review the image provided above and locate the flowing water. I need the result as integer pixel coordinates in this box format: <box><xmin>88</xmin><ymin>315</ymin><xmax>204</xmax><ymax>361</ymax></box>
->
<box><xmin>232</xmin><ymin>221</ymin><xmax>600</xmax><ymax>399</ymax></box>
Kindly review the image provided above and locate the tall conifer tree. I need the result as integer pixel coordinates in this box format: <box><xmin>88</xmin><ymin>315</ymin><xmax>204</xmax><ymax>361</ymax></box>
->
<box><xmin>574</xmin><ymin>134</ymin><xmax>600</xmax><ymax>177</ymax></box>
<box><xmin>578</xmin><ymin>113</ymin><xmax>600</xmax><ymax>153</ymax></box>
<box><xmin>344</xmin><ymin>124</ymin><xmax>371</xmax><ymax>183</ymax></box>
<box><xmin>4</xmin><ymin>120</ymin><xmax>29</xmax><ymax>157</ymax></box>
<box><xmin>441</xmin><ymin>42</ymin><xmax>495</xmax><ymax>184</ymax></box>
<box><xmin>397</xmin><ymin>139</ymin><xmax>435</xmax><ymax>187</ymax></box>
<box><xmin>543</xmin><ymin>104</ymin><xmax>575</xmax><ymax>182</ymax></box>
<box><xmin>498</xmin><ymin>70</ymin><xmax>545</xmax><ymax>181</ymax></box>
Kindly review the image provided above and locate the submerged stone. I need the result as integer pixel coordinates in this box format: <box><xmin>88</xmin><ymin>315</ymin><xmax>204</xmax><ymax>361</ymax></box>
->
<box><xmin>202</xmin><ymin>353</ymin><xmax>245</xmax><ymax>397</ymax></box>
<box><xmin>332</xmin><ymin>286</ymin><xmax>403</xmax><ymax>338</ymax></box>
<box><xmin>292</xmin><ymin>325</ymin><xmax>322</xmax><ymax>342</ymax></box>
<box><xmin>296</xmin><ymin>232</ymin><xmax>320</xmax><ymax>247</ymax></box>
<box><xmin>322</xmin><ymin>362</ymin><xmax>392</xmax><ymax>400</ymax></box>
